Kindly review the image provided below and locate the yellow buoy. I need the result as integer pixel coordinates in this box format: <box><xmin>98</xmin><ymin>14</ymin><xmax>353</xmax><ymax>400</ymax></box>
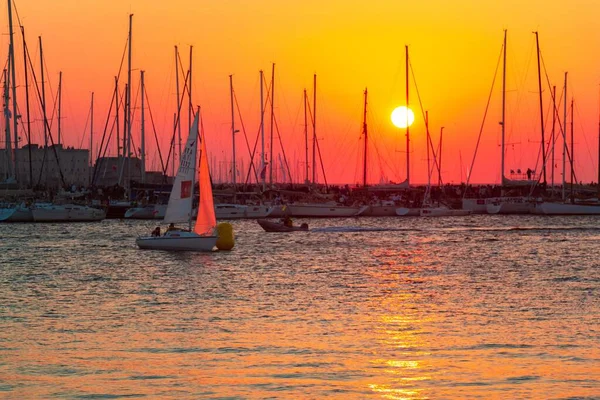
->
<box><xmin>215</xmin><ymin>222</ymin><xmax>235</xmax><ymax>250</ymax></box>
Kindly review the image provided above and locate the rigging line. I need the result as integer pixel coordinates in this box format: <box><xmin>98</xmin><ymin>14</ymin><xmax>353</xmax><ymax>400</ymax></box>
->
<box><xmin>24</xmin><ymin>36</ymin><xmax>66</xmax><ymax>187</ymax></box>
<box><xmin>243</xmin><ymin>73</ymin><xmax>273</xmax><ymax>186</ymax></box>
<box><xmin>573</xmin><ymin>99</ymin><xmax>594</xmax><ymax>178</ymax></box>
<box><xmin>162</xmin><ymin>70</ymin><xmax>190</xmax><ymax>176</ymax></box>
<box><xmin>272</xmin><ymin>114</ymin><xmax>293</xmax><ymax>184</ymax></box>
<box><xmin>92</xmin><ymin>81</ymin><xmax>118</xmax><ymax>185</ymax></box>
<box><xmin>409</xmin><ymin>61</ymin><xmax>441</xmax><ymax>183</ymax></box>
<box><xmin>233</xmin><ymin>88</ymin><xmax>259</xmax><ymax>185</ymax></box>
<box><xmin>464</xmin><ymin>41</ymin><xmax>503</xmax><ymax>193</ymax></box>
<box><xmin>77</xmin><ymin>103</ymin><xmax>91</xmax><ymax>150</ymax></box>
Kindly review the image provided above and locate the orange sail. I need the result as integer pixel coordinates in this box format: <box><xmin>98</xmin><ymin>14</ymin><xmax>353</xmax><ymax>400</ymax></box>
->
<box><xmin>194</xmin><ymin>130</ymin><xmax>217</xmax><ymax>236</ymax></box>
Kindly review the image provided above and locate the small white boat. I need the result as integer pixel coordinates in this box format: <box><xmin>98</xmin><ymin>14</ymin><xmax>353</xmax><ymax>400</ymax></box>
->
<box><xmin>136</xmin><ymin>112</ymin><xmax>218</xmax><ymax>252</ymax></box>
<box><xmin>136</xmin><ymin>229</ymin><xmax>217</xmax><ymax>251</ymax></box>
<box><xmin>32</xmin><ymin>204</ymin><xmax>106</xmax><ymax>222</ymax></box>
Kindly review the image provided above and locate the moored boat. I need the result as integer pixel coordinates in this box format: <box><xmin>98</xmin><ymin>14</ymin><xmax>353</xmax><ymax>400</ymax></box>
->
<box><xmin>257</xmin><ymin>218</ymin><xmax>309</xmax><ymax>232</ymax></box>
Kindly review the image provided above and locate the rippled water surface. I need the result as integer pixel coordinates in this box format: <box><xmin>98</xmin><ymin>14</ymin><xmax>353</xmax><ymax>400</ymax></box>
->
<box><xmin>1</xmin><ymin>215</ymin><xmax>599</xmax><ymax>399</ymax></box>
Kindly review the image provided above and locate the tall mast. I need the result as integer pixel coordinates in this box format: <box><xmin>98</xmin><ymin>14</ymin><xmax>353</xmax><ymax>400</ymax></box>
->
<box><xmin>562</xmin><ymin>73</ymin><xmax>567</xmax><ymax>201</ymax></box>
<box><xmin>501</xmin><ymin>30</ymin><xmax>507</xmax><ymax>185</ymax></box>
<box><xmin>175</xmin><ymin>46</ymin><xmax>182</xmax><ymax>165</ymax></box>
<box><xmin>304</xmin><ymin>88</ymin><xmax>308</xmax><ymax>184</ymax></box>
<box><xmin>438</xmin><ymin>127</ymin><xmax>444</xmax><ymax>186</ymax></box>
<box><xmin>90</xmin><ymin>92</ymin><xmax>94</xmax><ymax>182</ymax></box>
<box><xmin>57</xmin><ymin>71</ymin><xmax>62</xmax><ymax>146</ymax></box>
<box><xmin>405</xmin><ymin>45</ymin><xmax>410</xmax><ymax>186</ymax></box>
<box><xmin>114</xmin><ymin>77</ymin><xmax>120</xmax><ymax>163</ymax></box>
<box><xmin>188</xmin><ymin>46</ymin><xmax>192</xmax><ymax>133</ymax></box>
<box><xmin>551</xmin><ymin>86</ymin><xmax>556</xmax><ymax>192</ymax></box>
<box><xmin>259</xmin><ymin>70</ymin><xmax>265</xmax><ymax>190</ymax></box>
<box><xmin>570</xmin><ymin>98</ymin><xmax>574</xmax><ymax>202</ymax></box>
<box><xmin>140</xmin><ymin>70</ymin><xmax>146</xmax><ymax>184</ymax></box>
<box><xmin>312</xmin><ymin>73</ymin><xmax>317</xmax><ymax>184</ymax></box>
<box><xmin>172</xmin><ymin>113</ymin><xmax>176</xmax><ymax>177</ymax></box>
<box><xmin>126</xmin><ymin>14</ymin><xmax>133</xmax><ymax>198</ymax></box>
<box><xmin>21</xmin><ymin>26</ymin><xmax>32</xmax><ymax>187</ymax></box>
<box><xmin>39</xmin><ymin>36</ymin><xmax>48</xmax><ymax>149</ymax></box>
<box><xmin>598</xmin><ymin>84</ymin><xmax>600</xmax><ymax>201</ymax></box>
<box><xmin>8</xmin><ymin>0</ymin><xmax>18</xmax><ymax>180</ymax></box>
<box><xmin>229</xmin><ymin>74</ymin><xmax>236</xmax><ymax>195</ymax></box>
<box><xmin>269</xmin><ymin>63</ymin><xmax>275</xmax><ymax>185</ymax></box>
<box><xmin>3</xmin><ymin>68</ymin><xmax>11</xmax><ymax>179</ymax></box>
<box><xmin>534</xmin><ymin>31</ymin><xmax>547</xmax><ymax>185</ymax></box>
<box><xmin>425</xmin><ymin>111</ymin><xmax>430</xmax><ymax>201</ymax></box>
<box><xmin>362</xmin><ymin>88</ymin><xmax>368</xmax><ymax>187</ymax></box>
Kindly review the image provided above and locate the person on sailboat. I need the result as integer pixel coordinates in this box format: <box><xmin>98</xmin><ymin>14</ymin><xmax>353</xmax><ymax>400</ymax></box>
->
<box><xmin>151</xmin><ymin>226</ymin><xmax>161</xmax><ymax>237</ymax></box>
<box><xmin>166</xmin><ymin>223</ymin><xmax>176</xmax><ymax>232</ymax></box>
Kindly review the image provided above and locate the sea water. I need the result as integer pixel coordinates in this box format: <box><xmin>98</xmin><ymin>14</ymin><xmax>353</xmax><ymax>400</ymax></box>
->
<box><xmin>0</xmin><ymin>215</ymin><xmax>598</xmax><ymax>399</ymax></box>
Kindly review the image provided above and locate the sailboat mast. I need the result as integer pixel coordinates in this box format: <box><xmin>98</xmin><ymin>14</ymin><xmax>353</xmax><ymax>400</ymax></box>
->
<box><xmin>58</xmin><ymin>71</ymin><xmax>62</xmax><ymax>146</ymax></box>
<box><xmin>90</xmin><ymin>92</ymin><xmax>94</xmax><ymax>182</ymax></box>
<box><xmin>8</xmin><ymin>0</ymin><xmax>18</xmax><ymax>180</ymax></box>
<box><xmin>269</xmin><ymin>63</ymin><xmax>275</xmax><ymax>185</ymax></box>
<box><xmin>188</xmin><ymin>46</ymin><xmax>192</xmax><ymax>133</ymax></box>
<box><xmin>21</xmin><ymin>26</ymin><xmax>32</xmax><ymax>187</ymax></box>
<box><xmin>126</xmin><ymin>14</ymin><xmax>133</xmax><ymax>199</ymax></box>
<box><xmin>140</xmin><ymin>70</ymin><xmax>146</xmax><ymax>184</ymax></box>
<box><xmin>362</xmin><ymin>88</ymin><xmax>368</xmax><ymax>187</ymax></box>
<box><xmin>598</xmin><ymin>84</ymin><xmax>600</xmax><ymax>201</ymax></box>
<box><xmin>534</xmin><ymin>32</ymin><xmax>547</xmax><ymax>185</ymax></box>
<box><xmin>405</xmin><ymin>45</ymin><xmax>410</xmax><ymax>186</ymax></box>
<box><xmin>570</xmin><ymin>98</ymin><xmax>574</xmax><ymax>202</ymax></box>
<box><xmin>439</xmin><ymin>127</ymin><xmax>444</xmax><ymax>186</ymax></box>
<box><xmin>229</xmin><ymin>74</ymin><xmax>236</xmax><ymax>194</ymax></box>
<box><xmin>425</xmin><ymin>111</ymin><xmax>430</xmax><ymax>197</ymax></box>
<box><xmin>304</xmin><ymin>88</ymin><xmax>308</xmax><ymax>184</ymax></box>
<box><xmin>260</xmin><ymin>70</ymin><xmax>265</xmax><ymax>190</ymax></box>
<box><xmin>39</xmin><ymin>36</ymin><xmax>48</xmax><ymax>149</ymax></box>
<box><xmin>562</xmin><ymin>72</ymin><xmax>568</xmax><ymax>201</ymax></box>
<box><xmin>551</xmin><ymin>86</ymin><xmax>556</xmax><ymax>192</ymax></box>
<box><xmin>312</xmin><ymin>73</ymin><xmax>317</xmax><ymax>184</ymax></box>
<box><xmin>501</xmin><ymin>30</ymin><xmax>507</xmax><ymax>184</ymax></box>
<box><xmin>3</xmin><ymin>68</ymin><xmax>11</xmax><ymax>179</ymax></box>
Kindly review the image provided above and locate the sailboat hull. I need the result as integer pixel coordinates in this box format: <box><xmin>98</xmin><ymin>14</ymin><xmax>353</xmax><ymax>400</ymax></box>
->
<box><xmin>136</xmin><ymin>231</ymin><xmax>217</xmax><ymax>251</ymax></box>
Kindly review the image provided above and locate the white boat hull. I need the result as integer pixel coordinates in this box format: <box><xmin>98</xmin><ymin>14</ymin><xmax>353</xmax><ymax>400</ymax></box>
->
<box><xmin>215</xmin><ymin>204</ymin><xmax>248</xmax><ymax>219</ymax></box>
<box><xmin>136</xmin><ymin>230</ymin><xmax>217</xmax><ymax>251</ymax></box>
<box><xmin>358</xmin><ymin>205</ymin><xmax>398</xmax><ymax>217</ymax></box>
<box><xmin>244</xmin><ymin>205</ymin><xmax>271</xmax><ymax>218</ymax></box>
<box><xmin>124</xmin><ymin>204</ymin><xmax>166</xmax><ymax>219</ymax></box>
<box><xmin>0</xmin><ymin>205</ymin><xmax>34</xmax><ymax>222</ymax></box>
<box><xmin>486</xmin><ymin>198</ymin><xmax>531</xmax><ymax>214</ymax></box>
<box><xmin>395</xmin><ymin>207</ymin><xmax>421</xmax><ymax>216</ymax></box>
<box><xmin>32</xmin><ymin>204</ymin><xmax>106</xmax><ymax>222</ymax></box>
<box><xmin>286</xmin><ymin>203</ymin><xmax>360</xmax><ymax>218</ymax></box>
<box><xmin>531</xmin><ymin>202</ymin><xmax>600</xmax><ymax>215</ymax></box>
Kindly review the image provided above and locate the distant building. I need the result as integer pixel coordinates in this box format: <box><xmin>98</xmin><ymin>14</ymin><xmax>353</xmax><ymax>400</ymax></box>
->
<box><xmin>92</xmin><ymin>156</ymin><xmax>169</xmax><ymax>186</ymax></box>
<box><xmin>0</xmin><ymin>144</ymin><xmax>89</xmax><ymax>188</ymax></box>
<box><xmin>0</xmin><ymin>145</ymin><xmax>170</xmax><ymax>188</ymax></box>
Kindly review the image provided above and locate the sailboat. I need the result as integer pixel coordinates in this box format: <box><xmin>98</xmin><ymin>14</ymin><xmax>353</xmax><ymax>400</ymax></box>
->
<box><xmin>136</xmin><ymin>112</ymin><xmax>218</xmax><ymax>251</ymax></box>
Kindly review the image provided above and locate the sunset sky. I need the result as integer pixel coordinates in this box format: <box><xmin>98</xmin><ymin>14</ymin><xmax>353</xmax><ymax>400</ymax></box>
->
<box><xmin>4</xmin><ymin>0</ymin><xmax>600</xmax><ymax>185</ymax></box>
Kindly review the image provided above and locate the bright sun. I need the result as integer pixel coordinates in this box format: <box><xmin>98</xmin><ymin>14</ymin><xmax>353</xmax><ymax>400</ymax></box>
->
<box><xmin>391</xmin><ymin>106</ymin><xmax>415</xmax><ymax>129</ymax></box>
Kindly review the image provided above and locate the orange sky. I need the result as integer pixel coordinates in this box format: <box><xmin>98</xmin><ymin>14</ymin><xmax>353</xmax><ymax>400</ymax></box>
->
<box><xmin>4</xmin><ymin>0</ymin><xmax>600</xmax><ymax>185</ymax></box>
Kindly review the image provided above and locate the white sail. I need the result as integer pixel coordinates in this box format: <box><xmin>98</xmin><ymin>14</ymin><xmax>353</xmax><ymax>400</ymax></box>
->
<box><xmin>163</xmin><ymin>115</ymin><xmax>199</xmax><ymax>224</ymax></box>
